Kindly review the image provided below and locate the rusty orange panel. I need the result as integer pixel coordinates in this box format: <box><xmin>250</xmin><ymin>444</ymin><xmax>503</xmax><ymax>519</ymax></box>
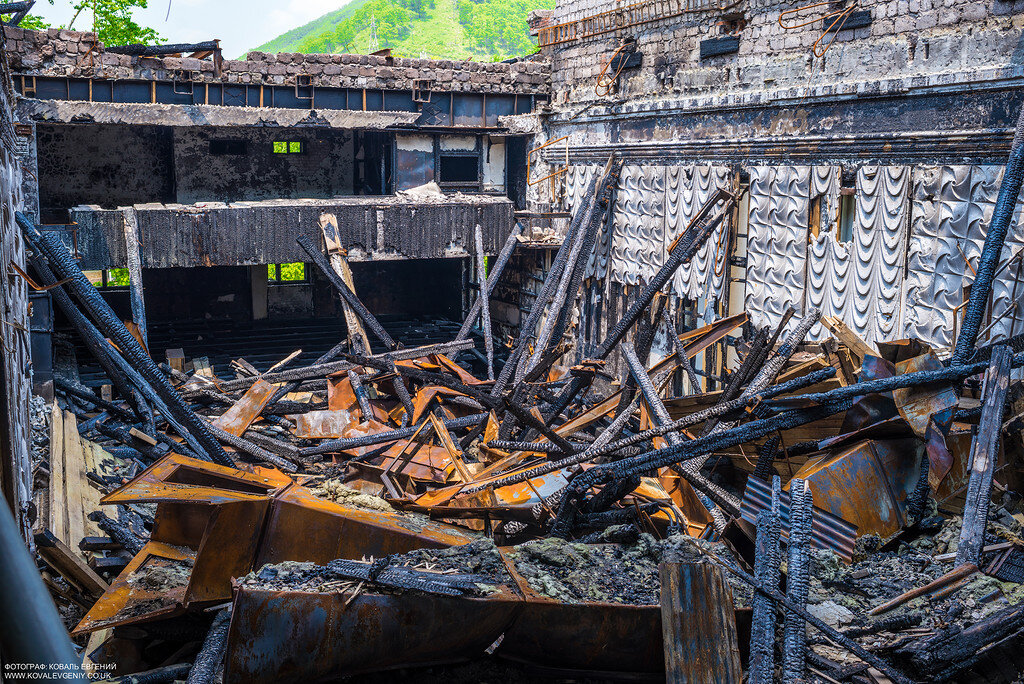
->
<box><xmin>212</xmin><ymin>379</ymin><xmax>278</xmax><ymax>436</ymax></box>
<box><xmin>256</xmin><ymin>483</ymin><xmax>479</xmax><ymax>567</ymax></box>
<box><xmin>789</xmin><ymin>437</ymin><xmax>923</xmax><ymax>541</ymax></box>
<box><xmin>73</xmin><ymin>542</ymin><xmax>193</xmax><ymax>635</ymax></box>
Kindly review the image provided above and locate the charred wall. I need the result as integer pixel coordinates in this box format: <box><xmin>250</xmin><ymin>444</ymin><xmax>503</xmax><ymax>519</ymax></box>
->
<box><xmin>0</xmin><ymin>34</ymin><xmax>32</xmax><ymax>539</ymax></box>
<box><xmin>173</xmin><ymin>128</ymin><xmax>354</xmax><ymax>204</ymax></box>
<box><xmin>36</xmin><ymin>123</ymin><xmax>174</xmax><ymax>222</ymax></box>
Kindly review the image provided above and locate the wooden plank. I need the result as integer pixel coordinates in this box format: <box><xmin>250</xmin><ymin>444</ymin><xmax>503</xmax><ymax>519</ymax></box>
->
<box><xmin>660</xmin><ymin>561</ymin><xmax>742</xmax><ymax>683</ymax></box>
<box><xmin>48</xmin><ymin>401</ymin><xmax>67</xmax><ymax>546</ymax></box>
<box><xmin>320</xmin><ymin>212</ymin><xmax>372</xmax><ymax>355</ymax></box>
<box><xmin>62</xmin><ymin>410</ymin><xmax>88</xmax><ymax>551</ymax></box>
<box><xmin>35</xmin><ymin>529</ymin><xmax>109</xmax><ymax>599</ymax></box>
<box><xmin>821</xmin><ymin>315</ymin><xmax>877</xmax><ymax>362</ymax></box>
<box><xmin>122</xmin><ymin>208</ymin><xmax>148</xmax><ymax>348</ymax></box>
<box><xmin>957</xmin><ymin>346</ymin><xmax>1012</xmax><ymax>566</ymax></box>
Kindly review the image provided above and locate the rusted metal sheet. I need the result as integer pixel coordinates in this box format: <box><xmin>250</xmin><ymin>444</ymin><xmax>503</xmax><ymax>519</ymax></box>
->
<box><xmin>212</xmin><ymin>378</ymin><xmax>278</xmax><ymax>436</ymax></box>
<box><xmin>497</xmin><ymin>549</ymin><xmax>665</xmax><ymax>675</ymax></box>
<box><xmin>225</xmin><ymin>587</ymin><xmax>522</xmax><ymax>684</ymax></box>
<box><xmin>77</xmin><ymin>455</ymin><xmax>481</xmax><ymax>633</ymax></box>
<box><xmin>72</xmin><ymin>542</ymin><xmax>194</xmax><ymax>635</ymax></box>
<box><xmin>69</xmin><ymin>197</ymin><xmax>514</xmax><ymax>269</ymax></box>
<box><xmin>740</xmin><ymin>475</ymin><xmax>858</xmax><ymax>563</ymax></box>
<box><xmin>256</xmin><ymin>483</ymin><xmax>479</xmax><ymax>567</ymax></box>
<box><xmin>224</xmin><ymin>546</ymin><xmax>754</xmax><ymax>683</ymax></box>
<box><xmin>791</xmin><ymin>437</ymin><xmax>923</xmax><ymax>543</ymax></box>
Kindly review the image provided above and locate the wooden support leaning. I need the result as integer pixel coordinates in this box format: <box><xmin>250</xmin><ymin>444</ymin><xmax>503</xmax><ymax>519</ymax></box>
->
<box><xmin>320</xmin><ymin>213</ymin><xmax>372</xmax><ymax>355</ymax></box>
<box><xmin>956</xmin><ymin>344</ymin><xmax>1012</xmax><ymax>566</ymax></box>
<box><xmin>121</xmin><ymin>208</ymin><xmax>148</xmax><ymax>351</ymax></box>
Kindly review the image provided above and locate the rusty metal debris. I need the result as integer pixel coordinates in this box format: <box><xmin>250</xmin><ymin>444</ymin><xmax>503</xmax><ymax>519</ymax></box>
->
<box><xmin>16</xmin><ymin>129</ymin><xmax>1024</xmax><ymax>683</ymax></box>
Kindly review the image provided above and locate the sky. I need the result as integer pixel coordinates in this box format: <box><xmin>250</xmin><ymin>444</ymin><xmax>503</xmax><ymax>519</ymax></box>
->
<box><xmin>30</xmin><ymin>0</ymin><xmax>350</xmax><ymax>58</ymax></box>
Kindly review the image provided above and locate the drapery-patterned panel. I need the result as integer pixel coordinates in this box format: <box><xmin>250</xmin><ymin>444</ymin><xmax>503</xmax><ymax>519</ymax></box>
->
<box><xmin>558</xmin><ymin>162</ymin><xmax>1024</xmax><ymax>353</ymax></box>
<box><xmin>745</xmin><ymin>166</ymin><xmax>811</xmax><ymax>334</ymax></box>
<box><xmin>804</xmin><ymin>166</ymin><xmax>911</xmax><ymax>345</ymax></box>
<box><xmin>666</xmin><ymin>165</ymin><xmax>732</xmax><ymax>304</ymax></box>
<box><xmin>609</xmin><ymin>165</ymin><xmax>666</xmax><ymax>287</ymax></box>
<box><xmin>904</xmin><ymin>165</ymin><xmax>1024</xmax><ymax>348</ymax></box>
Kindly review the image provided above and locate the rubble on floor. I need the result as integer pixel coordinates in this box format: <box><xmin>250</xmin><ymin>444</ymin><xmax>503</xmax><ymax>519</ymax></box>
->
<box><xmin>15</xmin><ymin>146</ymin><xmax>1024</xmax><ymax>683</ymax></box>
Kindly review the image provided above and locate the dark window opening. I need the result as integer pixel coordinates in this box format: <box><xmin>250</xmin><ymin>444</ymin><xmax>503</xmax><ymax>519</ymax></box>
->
<box><xmin>210</xmin><ymin>139</ymin><xmax>247</xmax><ymax>155</ymax></box>
<box><xmin>439</xmin><ymin>155</ymin><xmax>478</xmax><ymax>183</ymax></box>
<box><xmin>838</xmin><ymin>194</ymin><xmax>856</xmax><ymax>243</ymax></box>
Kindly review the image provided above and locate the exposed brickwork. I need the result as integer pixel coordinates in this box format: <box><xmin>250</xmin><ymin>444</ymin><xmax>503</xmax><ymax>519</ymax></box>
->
<box><xmin>2</xmin><ymin>26</ymin><xmax>551</xmax><ymax>95</ymax></box>
<box><xmin>542</xmin><ymin>0</ymin><xmax>1024</xmax><ymax>105</ymax></box>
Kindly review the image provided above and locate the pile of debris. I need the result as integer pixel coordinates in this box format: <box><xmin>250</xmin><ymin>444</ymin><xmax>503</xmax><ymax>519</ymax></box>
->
<box><xmin>15</xmin><ymin>148</ymin><xmax>1024</xmax><ymax>683</ymax></box>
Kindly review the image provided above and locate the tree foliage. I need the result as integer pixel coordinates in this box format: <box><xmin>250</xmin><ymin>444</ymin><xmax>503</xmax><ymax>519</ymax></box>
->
<box><xmin>287</xmin><ymin>0</ymin><xmax>547</xmax><ymax>59</ymax></box>
<box><xmin>463</xmin><ymin>0</ymin><xmax>553</xmax><ymax>57</ymax></box>
<box><xmin>4</xmin><ymin>0</ymin><xmax>161</xmax><ymax>45</ymax></box>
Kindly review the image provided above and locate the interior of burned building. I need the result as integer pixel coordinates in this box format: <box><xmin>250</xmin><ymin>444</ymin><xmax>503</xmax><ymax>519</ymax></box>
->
<box><xmin>0</xmin><ymin>0</ymin><xmax>1022</xmax><ymax>682</ymax></box>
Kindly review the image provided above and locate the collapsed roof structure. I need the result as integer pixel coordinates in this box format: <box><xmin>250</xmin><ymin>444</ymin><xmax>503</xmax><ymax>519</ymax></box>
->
<box><xmin>0</xmin><ymin>0</ymin><xmax>1022</xmax><ymax>682</ymax></box>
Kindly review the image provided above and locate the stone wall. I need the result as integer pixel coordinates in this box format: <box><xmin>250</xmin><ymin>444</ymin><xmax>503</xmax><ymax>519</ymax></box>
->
<box><xmin>2</xmin><ymin>26</ymin><xmax>550</xmax><ymax>96</ymax></box>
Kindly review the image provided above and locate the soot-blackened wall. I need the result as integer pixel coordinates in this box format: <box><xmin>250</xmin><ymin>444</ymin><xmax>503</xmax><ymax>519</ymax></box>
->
<box><xmin>350</xmin><ymin>258</ymin><xmax>464</xmax><ymax>319</ymax></box>
<box><xmin>36</xmin><ymin>123</ymin><xmax>175</xmax><ymax>222</ymax></box>
<box><xmin>173</xmin><ymin>127</ymin><xmax>354</xmax><ymax>204</ymax></box>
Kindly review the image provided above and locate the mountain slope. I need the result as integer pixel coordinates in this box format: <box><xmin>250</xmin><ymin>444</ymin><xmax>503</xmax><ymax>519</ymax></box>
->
<box><xmin>253</xmin><ymin>0</ymin><xmax>371</xmax><ymax>55</ymax></box>
<box><xmin>251</xmin><ymin>0</ymin><xmax>553</xmax><ymax>61</ymax></box>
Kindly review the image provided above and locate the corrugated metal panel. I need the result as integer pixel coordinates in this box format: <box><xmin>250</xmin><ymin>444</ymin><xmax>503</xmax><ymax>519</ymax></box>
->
<box><xmin>904</xmin><ymin>165</ymin><xmax>1024</xmax><ymax>348</ymax></box>
<box><xmin>70</xmin><ymin>197</ymin><xmax>514</xmax><ymax>269</ymax></box>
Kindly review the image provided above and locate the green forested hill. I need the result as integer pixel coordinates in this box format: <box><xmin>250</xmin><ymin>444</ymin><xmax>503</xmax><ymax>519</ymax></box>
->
<box><xmin>250</xmin><ymin>0</ymin><xmax>554</xmax><ymax>61</ymax></box>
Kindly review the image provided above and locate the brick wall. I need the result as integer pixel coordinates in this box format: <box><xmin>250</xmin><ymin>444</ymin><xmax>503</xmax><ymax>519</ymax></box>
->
<box><xmin>543</xmin><ymin>0</ymin><xmax>1023</xmax><ymax>105</ymax></box>
<box><xmin>2</xmin><ymin>26</ymin><xmax>550</xmax><ymax>96</ymax></box>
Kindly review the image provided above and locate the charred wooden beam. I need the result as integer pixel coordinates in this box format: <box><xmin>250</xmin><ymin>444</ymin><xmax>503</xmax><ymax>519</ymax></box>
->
<box><xmin>185</xmin><ymin>608</ymin><xmax>231</xmax><ymax>684</ymax></box>
<box><xmin>473</xmin><ymin>224</ymin><xmax>495</xmax><ymax>380</ymax></box>
<box><xmin>953</xmin><ymin>106</ymin><xmax>1024</xmax><ymax>363</ymax></box>
<box><xmin>298</xmin><ymin>234</ymin><xmax>398</xmax><ymax>350</ymax></box>
<box><xmin>106</xmin><ymin>40</ymin><xmax>220</xmax><ymax>56</ymax></box>
<box><xmin>957</xmin><ymin>346</ymin><xmax>1012</xmax><ymax>565</ymax></box>
<box><xmin>782</xmin><ymin>478</ymin><xmax>813</xmax><ymax>683</ymax></box>
<box><xmin>749</xmin><ymin>476</ymin><xmax>782</xmax><ymax>684</ymax></box>
<box><xmin>456</xmin><ymin>223</ymin><xmax>522</xmax><ymax>342</ymax></box>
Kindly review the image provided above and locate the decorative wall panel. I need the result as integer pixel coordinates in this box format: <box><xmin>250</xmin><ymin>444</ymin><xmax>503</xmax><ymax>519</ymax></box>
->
<box><xmin>562</xmin><ymin>165</ymin><xmax>603</xmax><ymax>278</ymax></box>
<box><xmin>804</xmin><ymin>166</ymin><xmax>844</xmax><ymax>340</ymax></box>
<box><xmin>609</xmin><ymin>165</ymin><xmax>666</xmax><ymax>286</ymax></box>
<box><xmin>850</xmin><ymin>166</ymin><xmax>911</xmax><ymax>346</ymax></box>
<box><xmin>744</xmin><ymin>166</ymin><xmax>810</xmax><ymax>333</ymax></box>
<box><xmin>905</xmin><ymin>165</ymin><xmax>1024</xmax><ymax>348</ymax></box>
<box><xmin>804</xmin><ymin>166</ymin><xmax>910</xmax><ymax>345</ymax></box>
<box><xmin>666</xmin><ymin>165</ymin><xmax>732</xmax><ymax>304</ymax></box>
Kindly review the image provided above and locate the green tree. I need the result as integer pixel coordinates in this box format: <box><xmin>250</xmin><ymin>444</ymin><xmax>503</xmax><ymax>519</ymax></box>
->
<box><xmin>4</xmin><ymin>0</ymin><xmax>161</xmax><ymax>45</ymax></box>
<box><xmin>334</xmin><ymin>22</ymin><xmax>356</xmax><ymax>51</ymax></box>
